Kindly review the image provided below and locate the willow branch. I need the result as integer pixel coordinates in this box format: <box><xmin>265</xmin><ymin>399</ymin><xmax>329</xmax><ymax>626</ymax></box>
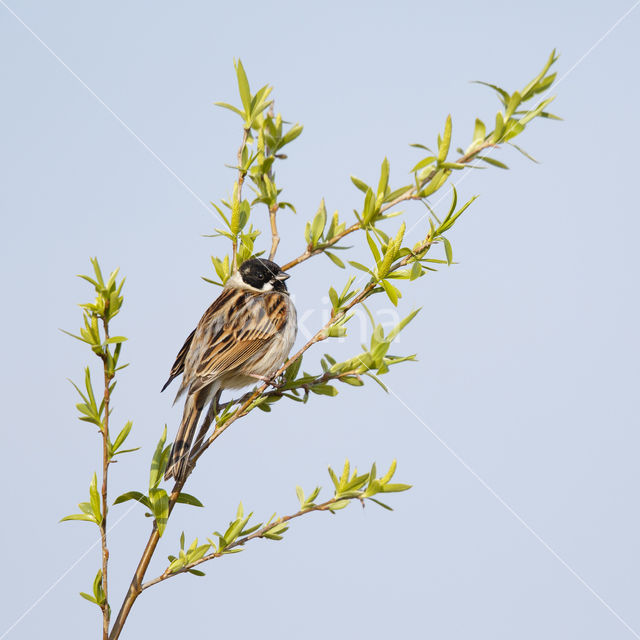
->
<box><xmin>109</xmin><ymin>475</ymin><xmax>187</xmax><ymax>640</ymax></box>
<box><xmin>141</xmin><ymin>495</ymin><xmax>356</xmax><ymax>590</ymax></box>
<box><xmin>232</xmin><ymin>127</ymin><xmax>250</xmax><ymax>271</ymax></box>
<box><xmin>99</xmin><ymin>318</ymin><xmax>112</xmax><ymax>640</ymax></box>
<box><xmin>213</xmin><ymin>368</ymin><xmax>362</xmax><ymax>414</ymax></box>
<box><xmin>268</xmin><ymin>203</ymin><xmax>280</xmax><ymax>261</ymax></box>
<box><xmin>280</xmin><ymin>140</ymin><xmax>495</xmax><ymax>272</ymax></box>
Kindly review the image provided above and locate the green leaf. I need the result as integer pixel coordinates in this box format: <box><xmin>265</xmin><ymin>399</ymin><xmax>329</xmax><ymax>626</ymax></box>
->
<box><xmin>381</xmin><ymin>483</ymin><xmax>412</xmax><ymax>493</ymax></box>
<box><xmin>473</xmin><ymin>80</ymin><xmax>510</xmax><ymax>106</ymax></box>
<box><xmin>324</xmin><ymin>325</ymin><xmax>347</xmax><ymax>338</ymax></box>
<box><xmin>325</xmin><ymin>251</ymin><xmax>345</xmax><ymax>268</ymax></box>
<box><xmin>350</xmin><ymin>176</ymin><xmax>369</xmax><ymax>194</ymax></box>
<box><xmin>310</xmin><ymin>199</ymin><xmax>327</xmax><ymax>245</ymax></box>
<box><xmin>328</xmin><ymin>287</ymin><xmax>339</xmax><ymax>310</ymax></box>
<box><xmin>368</xmin><ymin>497</ymin><xmax>393</xmax><ymax>511</ymax></box>
<box><xmin>348</xmin><ymin>260</ymin><xmax>373</xmax><ymax>275</ymax></box>
<box><xmin>282</xmin><ymin>123</ymin><xmax>303</xmax><ymax>146</ymax></box>
<box><xmin>505</xmin><ymin>91</ymin><xmax>522</xmax><ymax>119</ymax></box>
<box><xmin>235</xmin><ymin>59</ymin><xmax>251</xmax><ymax>114</ymax></box>
<box><xmin>361</xmin><ymin>187</ymin><xmax>376</xmax><ymax>225</ymax></box>
<box><xmin>111</xmin><ymin>421</ymin><xmax>133</xmax><ymax>454</ymax></box>
<box><xmin>383</xmin><ymin>184</ymin><xmax>412</xmax><ymax>203</ymax></box>
<box><xmin>113</xmin><ymin>491</ymin><xmax>151</xmax><ymax>509</ymax></box>
<box><xmin>89</xmin><ymin>473</ymin><xmax>102</xmax><ymax>524</ymax></box>
<box><xmin>410</xmin><ymin>156</ymin><xmax>436</xmax><ymax>173</ymax></box>
<box><xmin>380</xmin><ymin>459</ymin><xmax>397</xmax><ymax>484</ymax></box>
<box><xmin>521</xmin><ymin>49</ymin><xmax>557</xmax><ymax>100</ymax></box>
<box><xmin>92</xmin><ymin>569</ymin><xmax>104</xmax><ymax>604</ymax></box>
<box><xmin>478</xmin><ymin>156</ymin><xmax>509</xmax><ymax>170</ymax></box>
<box><xmin>150</xmin><ymin>488</ymin><xmax>169</xmax><ymax>537</ymax></box>
<box><xmin>410</xmin><ymin>142</ymin><xmax>433</xmax><ymax>151</ymax></box>
<box><xmin>509</xmin><ymin>143</ymin><xmax>539</xmax><ymax>163</ymax></box>
<box><xmin>366</xmin><ymin>232</ymin><xmax>381</xmax><ymax>264</ymax></box>
<box><xmin>473</xmin><ymin>118</ymin><xmax>486</xmax><ymax>142</ymax></box>
<box><xmin>60</xmin><ymin>513</ymin><xmax>96</xmax><ymax>523</ymax></box>
<box><xmin>381</xmin><ymin>280</ymin><xmax>400</xmax><ymax>306</ymax></box>
<box><xmin>176</xmin><ymin>493</ymin><xmax>205</xmax><ymax>508</ymax></box>
<box><xmin>442</xmin><ymin>237</ymin><xmax>453</xmax><ymax>265</ymax></box>
<box><xmin>214</xmin><ymin>102</ymin><xmax>245</xmax><ymax>119</ymax></box>
<box><xmin>419</xmin><ymin>168</ymin><xmax>448</xmax><ymax>198</ymax></box>
<box><xmin>79</xmin><ymin>592</ymin><xmax>98</xmax><ymax>604</ymax></box>
<box><xmin>493</xmin><ymin>111</ymin><xmax>505</xmax><ymax>142</ymax></box>
<box><xmin>309</xmin><ymin>384</ymin><xmax>338</xmax><ymax>397</ymax></box>
<box><xmin>377</xmin><ymin>157</ymin><xmax>390</xmax><ymax>196</ymax></box>
<box><xmin>150</xmin><ymin>426</ymin><xmax>168</xmax><ymax>490</ymax></box>
<box><xmin>437</xmin><ymin>114</ymin><xmax>452</xmax><ymax>163</ymax></box>
<box><xmin>328</xmin><ymin>466</ymin><xmax>339</xmax><ymax>489</ymax></box>
<box><xmin>387</xmin><ymin>308</ymin><xmax>421</xmax><ymax>342</ymax></box>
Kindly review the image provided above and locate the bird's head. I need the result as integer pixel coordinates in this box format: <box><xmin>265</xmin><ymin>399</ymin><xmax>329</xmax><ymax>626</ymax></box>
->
<box><xmin>231</xmin><ymin>258</ymin><xmax>291</xmax><ymax>293</ymax></box>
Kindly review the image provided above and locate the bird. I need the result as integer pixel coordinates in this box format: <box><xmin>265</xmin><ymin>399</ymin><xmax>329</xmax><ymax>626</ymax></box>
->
<box><xmin>162</xmin><ymin>258</ymin><xmax>297</xmax><ymax>482</ymax></box>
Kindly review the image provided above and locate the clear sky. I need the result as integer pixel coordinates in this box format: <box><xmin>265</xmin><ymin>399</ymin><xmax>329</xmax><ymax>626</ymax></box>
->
<box><xmin>2</xmin><ymin>1</ymin><xmax>640</xmax><ymax>639</ymax></box>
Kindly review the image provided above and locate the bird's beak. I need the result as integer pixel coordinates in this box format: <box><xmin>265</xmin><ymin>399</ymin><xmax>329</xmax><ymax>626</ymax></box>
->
<box><xmin>275</xmin><ymin>271</ymin><xmax>290</xmax><ymax>281</ymax></box>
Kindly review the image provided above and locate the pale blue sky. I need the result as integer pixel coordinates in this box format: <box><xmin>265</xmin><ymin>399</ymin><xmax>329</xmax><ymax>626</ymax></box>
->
<box><xmin>2</xmin><ymin>1</ymin><xmax>640</xmax><ymax>639</ymax></box>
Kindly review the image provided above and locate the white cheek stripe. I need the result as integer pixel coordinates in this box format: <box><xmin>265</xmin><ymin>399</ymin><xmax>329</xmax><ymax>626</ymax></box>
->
<box><xmin>225</xmin><ymin>271</ymin><xmax>274</xmax><ymax>292</ymax></box>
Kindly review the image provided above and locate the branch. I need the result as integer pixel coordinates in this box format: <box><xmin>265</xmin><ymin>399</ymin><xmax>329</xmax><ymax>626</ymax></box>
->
<box><xmin>232</xmin><ymin>127</ymin><xmax>250</xmax><ymax>271</ymax></box>
<box><xmin>99</xmin><ymin>319</ymin><xmax>112</xmax><ymax>639</ymax></box>
<box><xmin>109</xmin><ymin>477</ymin><xmax>186</xmax><ymax>640</ymax></box>
<box><xmin>280</xmin><ymin>140</ymin><xmax>494</xmax><ymax>272</ymax></box>
<box><xmin>268</xmin><ymin>202</ymin><xmax>280</xmax><ymax>260</ymax></box>
<box><xmin>214</xmin><ymin>368</ymin><xmax>363</xmax><ymax>412</ymax></box>
<box><xmin>141</xmin><ymin>496</ymin><xmax>357</xmax><ymax>590</ymax></box>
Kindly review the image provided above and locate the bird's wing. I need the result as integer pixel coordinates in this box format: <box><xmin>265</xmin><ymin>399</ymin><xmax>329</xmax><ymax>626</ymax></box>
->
<box><xmin>161</xmin><ymin>287</ymin><xmax>240</xmax><ymax>392</ymax></box>
<box><xmin>161</xmin><ymin>327</ymin><xmax>196</xmax><ymax>392</ymax></box>
<box><xmin>190</xmin><ymin>291</ymin><xmax>290</xmax><ymax>393</ymax></box>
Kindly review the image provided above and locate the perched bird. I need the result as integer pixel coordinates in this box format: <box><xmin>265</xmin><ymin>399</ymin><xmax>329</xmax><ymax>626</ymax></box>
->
<box><xmin>162</xmin><ymin>258</ymin><xmax>297</xmax><ymax>482</ymax></box>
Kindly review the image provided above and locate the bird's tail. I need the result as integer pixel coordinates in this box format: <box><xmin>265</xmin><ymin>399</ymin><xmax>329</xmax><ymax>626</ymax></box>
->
<box><xmin>165</xmin><ymin>394</ymin><xmax>203</xmax><ymax>482</ymax></box>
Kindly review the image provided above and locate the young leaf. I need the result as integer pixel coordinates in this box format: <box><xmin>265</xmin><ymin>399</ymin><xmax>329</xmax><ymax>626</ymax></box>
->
<box><xmin>438</xmin><ymin>115</ymin><xmax>452</xmax><ymax>163</ymax></box>
<box><xmin>235</xmin><ymin>59</ymin><xmax>251</xmax><ymax>115</ymax></box>
<box><xmin>150</xmin><ymin>488</ymin><xmax>169</xmax><ymax>537</ymax></box>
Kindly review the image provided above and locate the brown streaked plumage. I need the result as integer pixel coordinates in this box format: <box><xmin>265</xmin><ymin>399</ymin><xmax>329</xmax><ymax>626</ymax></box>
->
<box><xmin>162</xmin><ymin>259</ymin><xmax>297</xmax><ymax>482</ymax></box>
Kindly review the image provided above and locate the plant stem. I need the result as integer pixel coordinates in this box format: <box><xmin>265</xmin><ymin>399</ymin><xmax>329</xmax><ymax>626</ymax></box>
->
<box><xmin>232</xmin><ymin>127</ymin><xmax>250</xmax><ymax>271</ymax></box>
<box><xmin>280</xmin><ymin>140</ymin><xmax>495</xmax><ymax>272</ymax></box>
<box><xmin>268</xmin><ymin>202</ymin><xmax>280</xmax><ymax>260</ymax></box>
<box><xmin>141</xmin><ymin>496</ymin><xmax>354</xmax><ymax>590</ymax></box>
<box><xmin>108</xmin><ymin>478</ymin><xmax>185</xmax><ymax>640</ymax></box>
<box><xmin>100</xmin><ymin>318</ymin><xmax>112</xmax><ymax>640</ymax></box>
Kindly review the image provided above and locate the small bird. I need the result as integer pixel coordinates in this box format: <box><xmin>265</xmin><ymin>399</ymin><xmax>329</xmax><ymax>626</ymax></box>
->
<box><xmin>162</xmin><ymin>258</ymin><xmax>297</xmax><ymax>482</ymax></box>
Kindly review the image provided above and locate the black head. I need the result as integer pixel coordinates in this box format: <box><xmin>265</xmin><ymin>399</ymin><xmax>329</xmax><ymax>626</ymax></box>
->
<box><xmin>238</xmin><ymin>258</ymin><xmax>291</xmax><ymax>292</ymax></box>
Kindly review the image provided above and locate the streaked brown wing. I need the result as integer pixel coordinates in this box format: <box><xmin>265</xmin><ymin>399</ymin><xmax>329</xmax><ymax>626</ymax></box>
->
<box><xmin>161</xmin><ymin>328</ymin><xmax>195</xmax><ymax>392</ymax></box>
<box><xmin>191</xmin><ymin>291</ymin><xmax>290</xmax><ymax>390</ymax></box>
<box><xmin>161</xmin><ymin>288</ymin><xmax>239</xmax><ymax>392</ymax></box>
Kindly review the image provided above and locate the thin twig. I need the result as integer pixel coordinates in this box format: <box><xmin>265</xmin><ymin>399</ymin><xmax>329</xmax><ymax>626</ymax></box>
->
<box><xmin>99</xmin><ymin>317</ymin><xmax>112</xmax><ymax>640</ymax></box>
<box><xmin>232</xmin><ymin>127</ymin><xmax>250</xmax><ymax>271</ymax></box>
<box><xmin>280</xmin><ymin>141</ymin><xmax>495</xmax><ymax>272</ymax></box>
<box><xmin>204</xmin><ymin>368</ymin><xmax>361</xmax><ymax>421</ymax></box>
<box><xmin>268</xmin><ymin>202</ymin><xmax>280</xmax><ymax>261</ymax></box>
<box><xmin>141</xmin><ymin>496</ymin><xmax>352</xmax><ymax>590</ymax></box>
<box><xmin>108</xmin><ymin>478</ymin><xmax>185</xmax><ymax>640</ymax></box>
